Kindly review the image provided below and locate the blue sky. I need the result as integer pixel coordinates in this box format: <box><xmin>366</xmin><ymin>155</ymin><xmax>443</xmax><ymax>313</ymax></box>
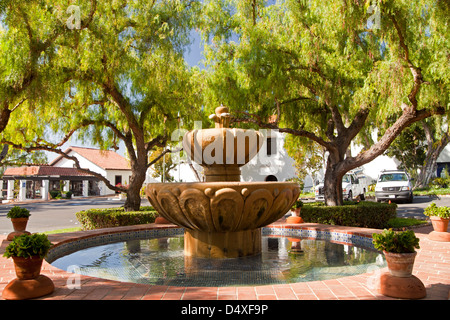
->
<box><xmin>184</xmin><ymin>29</ymin><xmax>205</xmax><ymax>68</ymax></box>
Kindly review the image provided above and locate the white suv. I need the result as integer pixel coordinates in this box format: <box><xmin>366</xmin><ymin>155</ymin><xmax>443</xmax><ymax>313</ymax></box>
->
<box><xmin>375</xmin><ymin>170</ymin><xmax>413</xmax><ymax>203</ymax></box>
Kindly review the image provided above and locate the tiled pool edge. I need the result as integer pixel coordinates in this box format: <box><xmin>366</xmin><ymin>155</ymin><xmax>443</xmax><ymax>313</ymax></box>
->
<box><xmin>46</xmin><ymin>224</ymin><xmax>184</xmax><ymax>263</ymax></box>
<box><xmin>46</xmin><ymin>222</ymin><xmax>382</xmax><ymax>263</ymax></box>
<box><xmin>3</xmin><ymin>223</ymin><xmax>449</xmax><ymax>300</ymax></box>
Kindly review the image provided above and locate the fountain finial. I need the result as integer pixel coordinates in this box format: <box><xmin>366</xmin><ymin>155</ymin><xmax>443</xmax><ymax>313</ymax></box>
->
<box><xmin>209</xmin><ymin>105</ymin><xmax>231</xmax><ymax>128</ymax></box>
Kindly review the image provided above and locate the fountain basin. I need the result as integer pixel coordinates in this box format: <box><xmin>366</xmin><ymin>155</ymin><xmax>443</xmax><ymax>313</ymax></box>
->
<box><xmin>146</xmin><ymin>181</ymin><xmax>300</xmax><ymax>258</ymax></box>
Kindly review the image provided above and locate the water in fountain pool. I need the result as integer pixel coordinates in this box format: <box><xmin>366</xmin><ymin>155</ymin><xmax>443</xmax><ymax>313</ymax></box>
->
<box><xmin>50</xmin><ymin>236</ymin><xmax>385</xmax><ymax>287</ymax></box>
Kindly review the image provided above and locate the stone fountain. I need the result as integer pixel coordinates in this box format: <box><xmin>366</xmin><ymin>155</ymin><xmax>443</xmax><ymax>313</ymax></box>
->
<box><xmin>146</xmin><ymin>107</ymin><xmax>300</xmax><ymax>259</ymax></box>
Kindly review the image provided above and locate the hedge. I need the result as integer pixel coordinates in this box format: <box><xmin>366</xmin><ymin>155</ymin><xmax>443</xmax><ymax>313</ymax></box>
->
<box><xmin>76</xmin><ymin>206</ymin><xmax>159</xmax><ymax>230</ymax></box>
<box><xmin>300</xmin><ymin>201</ymin><xmax>397</xmax><ymax>229</ymax></box>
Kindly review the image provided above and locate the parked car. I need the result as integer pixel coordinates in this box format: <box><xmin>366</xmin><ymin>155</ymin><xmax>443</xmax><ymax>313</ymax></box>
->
<box><xmin>375</xmin><ymin>169</ymin><xmax>413</xmax><ymax>203</ymax></box>
<box><xmin>315</xmin><ymin>172</ymin><xmax>366</xmax><ymax>201</ymax></box>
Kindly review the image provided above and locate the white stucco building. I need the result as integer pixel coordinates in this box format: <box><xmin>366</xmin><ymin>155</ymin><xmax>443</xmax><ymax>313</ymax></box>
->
<box><xmin>2</xmin><ymin>146</ymin><xmax>132</xmax><ymax>202</ymax></box>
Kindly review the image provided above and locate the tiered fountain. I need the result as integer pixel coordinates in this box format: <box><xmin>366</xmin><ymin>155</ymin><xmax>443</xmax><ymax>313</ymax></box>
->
<box><xmin>146</xmin><ymin>107</ymin><xmax>300</xmax><ymax>259</ymax></box>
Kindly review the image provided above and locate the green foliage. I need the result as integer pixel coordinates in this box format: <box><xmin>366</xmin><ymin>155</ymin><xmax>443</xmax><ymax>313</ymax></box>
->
<box><xmin>372</xmin><ymin>229</ymin><xmax>420</xmax><ymax>253</ymax></box>
<box><xmin>285</xmin><ymin>135</ymin><xmax>325</xmax><ymax>188</ymax></box>
<box><xmin>76</xmin><ymin>206</ymin><xmax>158</xmax><ymax>230</ymax></box>
<box><xmin>423</xmin><ymin>203</ymin><xmax>450</xmax><ymax>219</ymax></box>
<box><xmin>3</xmin><ymin>233</ymin><xmax>52</xmax><ymax>259</ymax></box>
<box><xmin>385</xmin><ymin>123</ymin><xmax>426</xmax><ymax>180</ymax></box>
<box><xmin>301</xmin><ymin>201</ymin><xmax>397</xmax><ymax>229</ymax></box>
<box><xmin>49</xmin><ymin>190</ymin><xmax>72</xmax><ymax>199</ymax></box>
<box><xmin>200</xmin><ymin>0</ymin><xmax>449</xmax><ymax>206</ymax></box>
<box><xmin>49</xmin><ymin>190</ymin><xmax>60</xmax><ymax>199</ymax></box>
<box><xmin>6</xmin><ymin>206</ymin><xmax>30</xmax><ymax>219</ymax></box>
<box><xmin>0</xmin><ymin>0</ymin><xmax>204</xmax><ymax>211</ymax></box>
<box><xmin>292</xmin><ymin>199</ymin><xmax>303</xmax><ymax>209</ymax></box>
<box><xmin>149</xmin><ymin>148</ymin><xmax>177</xmax><ymax>182</ymax></box>
<box><xmin>0</xmin><ymin>148</ymin><xmax>47</xmax><ymax>169</ymax></box>
<box><xmin>431</xmin><ymin>177</ymin><xmax>449</xmax><ymax>188</ymax></box>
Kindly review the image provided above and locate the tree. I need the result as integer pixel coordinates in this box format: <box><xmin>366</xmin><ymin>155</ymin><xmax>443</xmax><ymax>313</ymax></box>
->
<box><xmin>414</xmin><ymin>117</ymin><xmax>450</xmax><ymax>188</ymax></box>
<box><xmin>284</xmin><ymin>134</ymin><xmax>325</xmax><ymax>191</ymax></box>
<box><xmin>0</xmin><ymin>0</ymin><xmax>97</xmax><ymax>135</ymax></box>
<box><xmin>149</xmin><ymin>147</ymin><xmax>177</xmax><ymax>182</ymax></box>
<box><xmin>200</xmin><ymin>0</ymin><xmax>448</xmax><ymax>205</ymax></box>
<box><xmin>385</xmin><ymin>123</ymin><xmax>426</xmax><ymax>181</ymax></box>
<box><xmin>385</xmin><ymin>117</ymin><xmax>450</xmax><ymax>189</ymax></box>
<box><xmin>1</xmin><ymin>0</ymin><xmax>203</xmax><ymax>211</ymax></box>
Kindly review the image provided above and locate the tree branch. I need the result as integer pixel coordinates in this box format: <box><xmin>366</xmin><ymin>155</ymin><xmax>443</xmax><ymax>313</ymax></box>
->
<box><xmin>10</xmin><ymin>98</ymin><xmax>27</xmax><ymax>113</ymax></box>
<box><xmin>145</xmin><ymin>135</ymin><xmax>168</xmax><ymax>155</ymax></box>
<box><xmin>389</xmin><ymin>13</ymin><xmax>424</xmax><ymax>108</ymax></box>
<box><xmin>147</xmin><ymin>147</ymin><xmax>180</xmax><ymax>169</ymax></box>
<box><xmin>231</xmin><ymin>111</ymin><xmax>334</xmax><ymax>150</ymax></box>
<box><xmin>339</xmin><ymin>105</ymin><xmax>445</xmax><ymax>173</ymax></box>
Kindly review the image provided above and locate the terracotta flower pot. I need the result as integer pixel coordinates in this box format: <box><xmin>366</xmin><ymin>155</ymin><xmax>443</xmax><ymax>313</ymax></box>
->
<box><xmin>383</xmin><ymin>251</ymin><xmax>417</xmax><ymax>278</ymax></box>
<box><xmin>286</xmin><ymin>216</ymin><xmax>303</xmax><ymax>223</ymax></box>
<box><xmin>3</xmin><ymin>256</ymin><xmax>54</xmax><ymax>300</ymax></box>
<box><xmin>430</xmin><ymin>216</ymin><xmax>449</xmax><ymax>233</ymax></box>
<box><xmin>7</xmin><ymin>218</ymin><xmax>31</xmax><ymax>241</ymax></box>
<box><xmin>11</xmin><ymin>217</ymin><xmax>29</xmax><ymax>232</ymax></box>
<box><xmin>12</xmin><ymin>256</ymin><xmax>44</xmax><ymax>280</ymax></box>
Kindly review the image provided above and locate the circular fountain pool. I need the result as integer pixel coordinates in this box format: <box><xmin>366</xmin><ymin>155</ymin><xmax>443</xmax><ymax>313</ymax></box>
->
<box><xmin>50</xmin><ymin>234</ymin><xmax>385</xmax><ymax>287</ymax></box>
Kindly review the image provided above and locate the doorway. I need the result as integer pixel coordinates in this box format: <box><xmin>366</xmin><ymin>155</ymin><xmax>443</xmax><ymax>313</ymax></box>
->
<box><xmin>115</xmin><ymin>175</ymin><xmax>122</xmax><ymax>193</ymax></box>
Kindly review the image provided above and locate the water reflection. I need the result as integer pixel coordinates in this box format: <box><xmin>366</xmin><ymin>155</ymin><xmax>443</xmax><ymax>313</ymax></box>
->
<box><xmin>51</xmin><ymin>236</ymin><xmax>385</xmax><ymax>287</ymax></box>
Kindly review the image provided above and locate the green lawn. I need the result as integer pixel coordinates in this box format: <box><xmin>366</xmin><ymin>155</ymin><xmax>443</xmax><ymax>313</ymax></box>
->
<box><xmin>386</xmin><ymin>217</ymin><xmax>429</xmax><ymax>229</ymax></box>
<box><xmin>413</xmin><ymin>187</ymin><xmax>450</xmax><ymax>196</ymax></box>
<box><xmin>43</xmin><ymin>227</ymin><xmax>81</xmax><ymax>235</ymax></box>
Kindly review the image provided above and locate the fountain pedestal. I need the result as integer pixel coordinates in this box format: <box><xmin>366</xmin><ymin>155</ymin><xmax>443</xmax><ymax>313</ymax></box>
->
<box><xmin>185</xmin><ymin>228</ymin><xmax>262</xmax><ymax>258</ymax></box>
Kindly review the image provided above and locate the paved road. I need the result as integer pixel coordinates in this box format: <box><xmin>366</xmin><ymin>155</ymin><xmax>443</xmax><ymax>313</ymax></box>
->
<box><xmin>1</xmin><ymin>195</ymin><xmax>448</xmax><ymax>236</ymax></box>
<box><xmin>395</xmin><ymin>195</ymin><xmax>450</xmax><ymax>219</ymax></box>
<box><xmin>0</xmin><ymin>197</ymin><xmax>151</xmax><ymax>235</ymax></box>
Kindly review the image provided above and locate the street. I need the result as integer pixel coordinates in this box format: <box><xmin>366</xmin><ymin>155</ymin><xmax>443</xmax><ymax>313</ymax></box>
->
<box><xmin>1</xmin><ymin>195</ymin><xmax>449</xmax><ymax>235</ymax></box>
<box><xmin>395</xmin><ymin>195</ymin><xmax>450</xmax><ymax>219</ymax></box>
<box><xmin>0</xmin><ymin>197</ymin><xmax>151</xmax><ymax>235</ymax></box>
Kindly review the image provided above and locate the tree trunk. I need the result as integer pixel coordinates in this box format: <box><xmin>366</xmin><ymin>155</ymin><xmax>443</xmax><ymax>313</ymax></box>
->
<box><xmin>124</xmin><ymin>163</ymin><xmax>147</xmax><ymax>211</ymax></box>
<box><xmin>414</xmin><ymin>124</ymin><xmax>450</xmax><ymax>189</ymax></box>
<box><xmin>323</xmin><ymin>149</ymin><xmax>346</xmax><ymax>206</ymax></box>
<box><xmin>323</xmin><ymin>166</ymin><xmax>345</xmax><ymax>206</ymax></box>
<box><xmin>415</xmin><ymin>155</ymin><xmax>438</xmax><ymax>189</ymax></box>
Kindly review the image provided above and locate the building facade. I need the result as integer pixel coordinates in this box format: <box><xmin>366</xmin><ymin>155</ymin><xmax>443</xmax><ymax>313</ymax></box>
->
<box><xmin>2</xmin><ymin>147</ymin><xmax>131</xmax><ymax>202</ymax></box>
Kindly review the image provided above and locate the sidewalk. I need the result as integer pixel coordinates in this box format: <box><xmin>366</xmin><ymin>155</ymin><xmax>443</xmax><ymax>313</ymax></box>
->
<box><xmin>1</xmin><ymin>222</ymin><xmax>449</xmax><ymax>300</ymax></box>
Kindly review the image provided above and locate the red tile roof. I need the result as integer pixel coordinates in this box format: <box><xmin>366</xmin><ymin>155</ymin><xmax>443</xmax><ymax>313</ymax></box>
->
<box><xmin>3</xmin><ymin>166</ymin><xmax>92</xmax><ymax>177</ymax></box>
<box><xmin>50</xmin><ymin>147</ymin><xmax>131</xmax><ymax>170</ymax></box>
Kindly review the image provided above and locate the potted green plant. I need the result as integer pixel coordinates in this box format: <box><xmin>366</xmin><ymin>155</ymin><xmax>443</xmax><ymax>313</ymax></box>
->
<box><xmin>6</xmin><ymin>206</ymin><xmax>31</xmax><ymax>240</ymax></box>
<box><xmin>2</xmin><ymin>233</ymin><xmax>54</xmax><ymax>300</ymax></box>
<box><xmin>373</xmin><ymin>229</ymin><xmax>420</xmax><ymax>277</ymax></box>
<box><xmin>3</xmin><ymin>233</ymin><xmax>52</xmax><ymax>280</ymax></box>
<box><xmin>291</xmin><ymin>199</ymin><xmax>303</xmax><ymax>216</ymax></box>
<box><xmin>424</xmin><ymin>203</ymin><xmax>450</xmax><ymax>233</ymax></box>
<box><xmin>287</xmin><ymin>199</ymin><xmax>304</xmax><ymax>223</ymax></box>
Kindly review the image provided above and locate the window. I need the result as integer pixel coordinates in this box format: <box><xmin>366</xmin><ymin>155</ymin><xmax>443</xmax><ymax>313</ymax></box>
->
<box><xmin>266</xmin><ymin>137</ymin><xmax>276</xmax><ymax>156</ymax></box>
<box><xmin>378</xmin><ymin>173</ymin><xmax>408</xmax><ymax>182</ymax></box>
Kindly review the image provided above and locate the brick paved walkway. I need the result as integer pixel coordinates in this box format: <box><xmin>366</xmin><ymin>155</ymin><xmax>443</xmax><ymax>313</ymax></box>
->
<box><xmin>1</xmin><ymin>222</ymin><xmax>449</xmax><ymax>300</ymax></box>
